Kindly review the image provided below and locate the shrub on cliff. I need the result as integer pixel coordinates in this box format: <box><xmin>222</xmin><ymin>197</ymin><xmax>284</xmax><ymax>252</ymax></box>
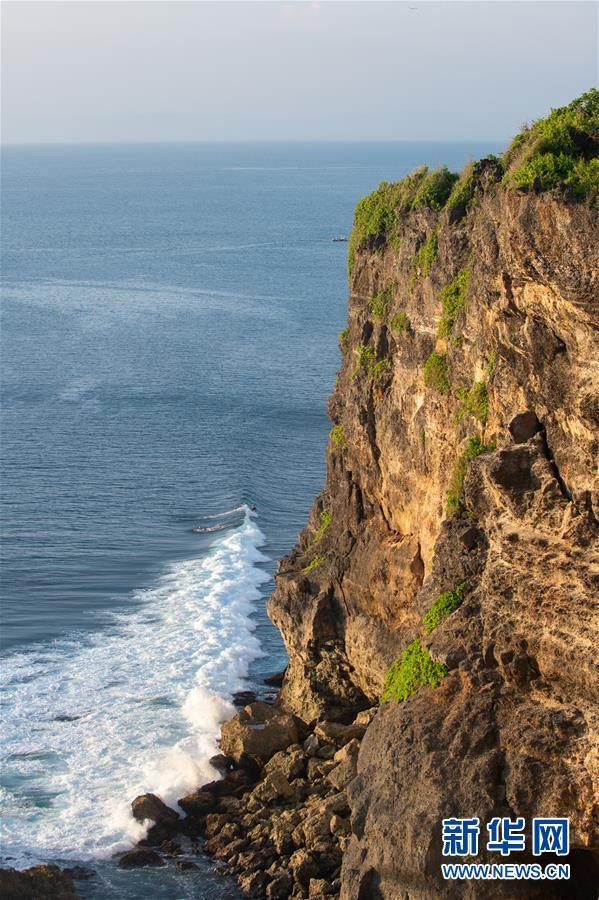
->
<box><xmin>423</xmin><ymin>582</ymin><xmax>467</xmax><ymax>634</ymax></box>
<box><xmin>411</xmin><ymin>227</ymin><xmax>438</xmax><ymax>283</ymax></box>
<box><xmin>503</xmin><ymin>88</ymin><xmax>599</xmax><ymax>203</ymax></box>
<box><xmin>353</xmin><ymin>344</ymin><xmax>391</xmax><ymax>382</ymax></box>
<box><xmin>455</xmin><ymin>381</ymin><xmax>489</xmax><ymax>425</ymax></box>
<box><xmin>438</xmin><ymin>269</ymin><xmax>471</xmax><ymax>339</ymax></box>
<box><xmin>423</xmin><ymin>351</ymin><xmax>450</xmax><ymax>393</ymax></box>
<box><xmin>368</xmin><ymin>286</ymin><xmax>393</xmax><ymax>321</ymax></box>
<box><xmin>410</xmin><ymin>167</ymin><xmax>459</xmax><ymax>211</ymax></box>
<box><xmin>389</xmin><ymin>311</ymin><xmax>410</xmax><ymax>333</ymax></box>
<box><xmin>381</xmin><ymin>639</ymin><xmax>447</xmax><ymax>703</ymax></box>
<box><xmin>330</xmin><ymin>424</ymin><xmax>345</xmax><ymax>448</ymax></box>
<box><xmin>446</xmin><ymin>435</ymin><xmax>496</xmax><ymax>514</ymax></box>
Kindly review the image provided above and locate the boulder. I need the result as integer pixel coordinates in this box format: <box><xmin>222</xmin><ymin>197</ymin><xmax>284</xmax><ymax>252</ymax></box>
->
<box><xmin>220</xmin><ymin>702</ymin><xmax>301</xmax><ymax>767</ymax></box>
<box><xmin>177</xmin><ymin>789</ymin><xmax>219</xmax><ymax>818</ymax></box>
<box><xmin>209</xmin><ymin>753</ymin><xmax>235</xmax><ymax>775</ymax></box>
<box><xmin>326</xmin><ymin>738</ymin><xmax>360</xmax><ymax>790</ymax></box>
<box><xmin>118</xmin><ymin>849</ymin><xmax>165</xmax><ymax>869</ymax></box>
<box><xmin>0</xmin><ymin>866</ymin><xmax>79</xmax><ymax>899</ymax></box>
<box><xmin>314</xmin><ymin>721</ymin><xmax>365</xmax><ymax>747</ymax></box>
<box><xmin>252</xmin><ymin>769</ymin><xmax>295</xmax><ymax>804</ymax></box>
<box><xmin>263</xmin><ymin>746</ymin><xmax>306</xmax><ymax>781</ymax></box>
<box><xmin>289</xmin><ymin>849</ymin><xmax>319</xmax><ymax>888</ymax></box>
<box><xmin>131</xmin><ymin>793</ymin><xmax>179</xmax><ymax>824</ymax></box>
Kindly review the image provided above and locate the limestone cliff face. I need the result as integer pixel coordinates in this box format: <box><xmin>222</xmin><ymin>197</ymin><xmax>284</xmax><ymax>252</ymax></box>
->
<box><xmin>268</xmin><ymin>160</ymin><xmax>599</xmax><ymax>895</ymax></box>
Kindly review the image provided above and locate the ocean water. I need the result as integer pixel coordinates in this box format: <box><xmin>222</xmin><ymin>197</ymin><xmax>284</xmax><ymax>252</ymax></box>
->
<box><xmin>0</xmin><ymin>141</ymin><xmax>500</xmax><ymax>896</ymax></box>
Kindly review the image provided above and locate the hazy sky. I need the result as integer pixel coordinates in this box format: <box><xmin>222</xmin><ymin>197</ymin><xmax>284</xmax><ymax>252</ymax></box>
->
<box><xmin>1</xmin><ymin>1</ymin><xmax>597</xmax><ymax>144</ymax></box>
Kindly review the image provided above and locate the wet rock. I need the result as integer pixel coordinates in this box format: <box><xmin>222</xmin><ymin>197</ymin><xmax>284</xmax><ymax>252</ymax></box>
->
<box><xmin>209</xmin><ymin>753</ymin><xmax>235</xmax><ymax>775</ymax></box>
<box><xmin>118</xmin><ymin>848</ymin><xmax>166</xmax><ymax>869</ymax></box>
<box><xmin>0</xmin><ymin>865</ymin><xmax>79</xmax><ymax>899</ymax></box>
<box><xmin>233</xmin><ymin>690</ymin><xmax>257</xmax><ymax>708</ymax></box>
<box><xmin>63</xmin><ymin>866</ymin><xmax>96</xmax><ymax>880</ymax></box>
<box><xmin>175</xmin><ymin>860</ymin><xmax>199</xmax><ymax>871</ymax></box>
<box><xmin>263</xmin><ymin>669</ymin><xmax>286</xmax><ymax>687</ymax></box>
<box><xmin>131</xmin><ymin>793</ymin><xmax>179</xmax><ymax>824</ymax></box>
<box><xmin>177</xmin><ymin>789</ymin><xmax>219</xmax><ymax>818</ymax></box>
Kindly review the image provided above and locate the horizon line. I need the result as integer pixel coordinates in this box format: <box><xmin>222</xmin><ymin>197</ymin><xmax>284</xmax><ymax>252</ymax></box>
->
<box><xmin>1</xmin><ymin>137</ymin><xmax>508</xmax><ymax>149</ymax></box>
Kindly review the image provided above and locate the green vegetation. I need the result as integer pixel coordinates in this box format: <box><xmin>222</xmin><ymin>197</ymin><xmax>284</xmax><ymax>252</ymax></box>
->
<box><xmin>411</xmin><ymin>228</ymin><xmax>438</xmax><ymax>282</ymax></box>
<box><xmin>368</xmin><ymin>286</ymin><xmax>393</xmax><ymax>321</ymax></box>
<box><xmin>423</xmin><ymin>583</ymin><xmax>467</xmax><ymax>635</ymax></box>
<box><xmin>456</xmin><ymin>381</ymin><xmax>489</xmax><ymax>425</ymax></box>
<box><xmin>389</xmin><ymin>311</ymin><xmax>411</xmax><ymax>333</ymax></box>
<box><xmin>339</xmin><ymin>327</ymin><xmax>349</xmax><ymax>344</ymax></box>
<box><xmin>330</xmin><ymin>424</ymin><xmax>345</xmax><ymax>448</ymax></box>
<box><xmin>446</xmin><ymin>435</ymin><xmax>496</xmax><ymax>515</ymax></box>
<box><xmin>485</xmin><ymin>353</ymin><xmax>497</xmax><ymax>377</ymax></box>
<box><xmin>313</xmin><ymin>509</ymin><xmax>332</xmax><ymax>543</ymax></box>
<box><xmin>423</xmin><ymin>351</ymin><xmax>450</xmax><ymax>393</ymax></box>
<box><xmin>381</xmin><ymin>639</ymin><xmax>448</xmax><ymax>703</ymax></box>
<box><xmin>303</xmin><ymin>554</ymin><xmax>326</xmax><ymax>574</ymax></box>
<box><xmin>353</xmin><ymin>344</ymin><xmax>391</xmax><ymax>382</ymax></box>
<box><xmin>349</xmin><ymin>92</ymin><xmax>597</xmax><ymax>282</ymax></box>
<box><xmin>348</xmin><ymin>165</ymin><xmax>459</xmax><ymax>275</ymax></box>
<box><xmin>438</xmin><ymin>269</ymin><xmax>471</xmax><ymax>339</ymax></box>
<box><xmin>410</xmin><ymin>167</ymin><xmax>459</xmax><ymax>211</ymax></box>
<box><xmin>503</xmin><ymin>89</ymin><xmax>599</xmax><ymax>203</ymax></box>
<box><xmin>446</xmin><ymin>164</ymin><xmax>476</xmax><ymax>212</ymax></box>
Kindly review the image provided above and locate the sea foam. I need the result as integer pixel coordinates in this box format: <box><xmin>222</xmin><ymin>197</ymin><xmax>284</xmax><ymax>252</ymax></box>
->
<box><xmin>0</xmin><ymin>506</ymin><xmax>268</xmax><ymax>866</ymax></box>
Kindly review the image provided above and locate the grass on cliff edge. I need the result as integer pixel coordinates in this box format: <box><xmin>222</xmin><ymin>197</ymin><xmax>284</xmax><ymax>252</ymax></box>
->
<box><xmin>381</xmin><ymin>639</ymin><xmax>448</xmax><ymax>703</ymax></box>
<box><xmin>348</xmin><ymin>89</ymin><xmax>598</xmax><ymax>278</ymax></box>
<box><xmin>503</xmin><ymin>89</ymin><xmax>599</xmax><ymax>202</ymax></box>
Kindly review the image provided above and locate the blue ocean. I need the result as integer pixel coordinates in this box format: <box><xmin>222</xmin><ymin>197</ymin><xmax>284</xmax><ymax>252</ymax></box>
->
<box><xmin>0</xmin><ymin>141</ymin><xmax>500</xmax><ymax>896</ymax></box>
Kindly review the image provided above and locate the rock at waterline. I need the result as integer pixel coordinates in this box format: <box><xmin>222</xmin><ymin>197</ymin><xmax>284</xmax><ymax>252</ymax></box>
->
<box><xmin>131</xmin><ymin>792</ymin><xmax>179</xmax><ymax>824</ymax></box>
<box><xmin>220</xmin><ymin>701</ymin><xmax>302</xmax><ymax>768</ymax></box>
<box><xmin>118</xmin><ymin>848</ymin><xmax>166</xmax><ymax>869</ymax></box>
<box><xmin>0</xmin><ymin>864</ymin><xmax>79</xmax><ymax>899</ymax></box>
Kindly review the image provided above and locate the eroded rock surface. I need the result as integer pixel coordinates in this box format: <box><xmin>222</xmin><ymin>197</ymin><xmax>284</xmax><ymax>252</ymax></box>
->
<box><xmin>266</xmin><ymin>176</ymin><xmax>598</xmax><ymax>897</ymax></box>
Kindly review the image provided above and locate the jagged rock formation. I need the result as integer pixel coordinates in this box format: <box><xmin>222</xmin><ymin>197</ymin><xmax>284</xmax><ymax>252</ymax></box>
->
<box><xmin>0</xmin><ymin>865</ymin><xmax>79</xmax><ymax>899</ymax></box>
<box><xmin>268</xmin><ymin>94</ymin><xmax>599</xmax><ymax>897</ymax></box>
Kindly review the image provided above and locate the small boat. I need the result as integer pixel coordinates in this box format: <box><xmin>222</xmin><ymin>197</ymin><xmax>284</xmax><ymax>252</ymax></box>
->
<box><xmin>332</xmin><ymin>235</ymin><xmax>348</xmax><ymax>242</ymax></box>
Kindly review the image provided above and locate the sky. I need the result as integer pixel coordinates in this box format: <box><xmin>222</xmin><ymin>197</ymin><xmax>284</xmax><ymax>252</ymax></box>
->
<box><xmin>1</xmin><ymin>1</ymin><xmax>597</xmax><ymax>144</ymax></box>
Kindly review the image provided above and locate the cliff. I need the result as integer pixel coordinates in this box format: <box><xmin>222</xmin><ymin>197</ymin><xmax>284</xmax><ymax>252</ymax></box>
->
<box><xmin>120</xmin><ymin>92</ymin><xmax>598</xmax><ymax>900</ymax></box>
<box><xmin>267</xmin><ymin>91</ymin><xmax>599</xmax><ymax>897</ymax></box>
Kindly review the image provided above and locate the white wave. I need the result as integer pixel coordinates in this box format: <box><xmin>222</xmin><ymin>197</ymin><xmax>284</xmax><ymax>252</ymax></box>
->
<box><xmin>0</xmin><ymin>509</ymin><xmax>269</xmax><ymax>867</ymax></box>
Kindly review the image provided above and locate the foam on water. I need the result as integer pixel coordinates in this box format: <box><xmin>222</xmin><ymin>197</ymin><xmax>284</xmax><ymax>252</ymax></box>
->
<box><xmin>0</xmin><ymin>506</ymin><xmax>268</xmax><ymax>867</ymax></box>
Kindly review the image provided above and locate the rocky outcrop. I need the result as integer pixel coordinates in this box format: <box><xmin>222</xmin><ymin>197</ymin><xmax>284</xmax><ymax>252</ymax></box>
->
<box><xmin>0</xmin><ymin>865</ymin><xmax>79</xmax><ymax>899</ymax></box>
<box><xmin>130</xmin><ymin>95</ymin><xmax>598</xmax><ymax>898</ymax></box>
<box><xmin>266</xmin><ymin>141</ymin><xmax>599</xmax><ymax>894</ymax></box>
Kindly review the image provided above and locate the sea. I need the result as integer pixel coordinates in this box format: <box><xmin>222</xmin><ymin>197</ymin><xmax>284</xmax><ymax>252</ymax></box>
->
<box><xmin>0</xmin><ymin>140</ymin><xmax>500</xmax><ymax>897</ymax></box>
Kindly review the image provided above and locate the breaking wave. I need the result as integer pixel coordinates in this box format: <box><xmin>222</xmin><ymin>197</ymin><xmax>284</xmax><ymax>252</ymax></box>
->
<box><xmin>0</xmin><ymin>506</ymin><xmax>268</xmax><ymax>866</ymax></box>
